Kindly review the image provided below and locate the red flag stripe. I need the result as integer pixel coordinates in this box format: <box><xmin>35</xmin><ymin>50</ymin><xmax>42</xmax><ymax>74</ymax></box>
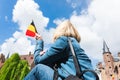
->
<box><xmin>26</xmin><ymin>30</ymin><xmax>36</xmax><ymax>37</ymax></box>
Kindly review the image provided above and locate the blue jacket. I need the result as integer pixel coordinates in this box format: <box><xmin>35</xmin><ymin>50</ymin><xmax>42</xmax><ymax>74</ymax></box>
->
<box><xmin>34</xmin><ymin>36</ymin><xmax>95</xmax><ymax>80</ymax></box>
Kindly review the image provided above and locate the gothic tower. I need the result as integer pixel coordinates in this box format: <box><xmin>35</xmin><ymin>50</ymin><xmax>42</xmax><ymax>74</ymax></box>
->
<box><xmin>103</xmin><ymin>41</ymin><xmax>114</xmax><ymax>79</ymax></box>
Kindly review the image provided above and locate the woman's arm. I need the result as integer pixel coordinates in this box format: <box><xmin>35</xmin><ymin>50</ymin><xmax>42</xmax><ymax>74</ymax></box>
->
<box><xmin>34</xmin><ymin>36</ymin><xmax>68</xmax><ymax>65</ymax></box>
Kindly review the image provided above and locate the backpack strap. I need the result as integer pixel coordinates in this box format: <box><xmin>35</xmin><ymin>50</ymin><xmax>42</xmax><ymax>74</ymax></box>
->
<box><xmin>68</xmin><ymin>38</ymin><xmax>99</xmax><ymax>80</ymax></box>
<box><xmin>68</xmin><ymin>38</ymin><xmax>83</xmax><ymax>78</ymax></box>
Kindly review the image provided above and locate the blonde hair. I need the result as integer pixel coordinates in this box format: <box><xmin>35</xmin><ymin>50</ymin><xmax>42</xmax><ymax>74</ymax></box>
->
<box><xmin>53</xmin><ymin>20</ymin><xmax>81</xmax><ymax>42</ymax></box>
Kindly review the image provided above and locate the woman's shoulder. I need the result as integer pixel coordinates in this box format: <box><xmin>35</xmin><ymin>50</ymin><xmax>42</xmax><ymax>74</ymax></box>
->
<box><xmin>57</xmin><ymin>36</ymin><xmax>68</xmax><ymax>40</ymax></box>
<box><xmin>54</xmin><ymin>36</ymin><xmax>68</xmax><ymax>44</ymax></box>
<box><xmin>57</xmin><ymin>36</ymin><xmax>77</xmax><ymax>42</ymax></box>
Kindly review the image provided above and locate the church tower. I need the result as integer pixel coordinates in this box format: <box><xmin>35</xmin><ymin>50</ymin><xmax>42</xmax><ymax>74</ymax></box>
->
<box><xmin>103</xmin><ymin>41</ymin><xmax>114</xmax><ymax>79</ymax></box>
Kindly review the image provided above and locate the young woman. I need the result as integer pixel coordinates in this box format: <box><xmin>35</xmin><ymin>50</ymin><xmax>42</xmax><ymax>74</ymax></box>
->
<box><xmin>24</xmin><ymin>20</ymin><xmax>95</xmax><ymax>80</ymax></box>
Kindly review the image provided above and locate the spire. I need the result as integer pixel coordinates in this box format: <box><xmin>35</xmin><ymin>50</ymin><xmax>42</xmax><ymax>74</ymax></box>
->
<box><xmin>103</xmin><ymin>40</ymin><xmax>110</xmax><ymax>53</ymax></box>
<box><xmin>6</xmin><ymin>52</ymin><xmax>10</xmax><ymax>59</ymax></box>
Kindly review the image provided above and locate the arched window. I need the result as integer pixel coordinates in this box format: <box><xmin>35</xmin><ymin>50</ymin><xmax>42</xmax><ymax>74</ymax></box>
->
<box><xmin>114</xmin><ymin>66</ymin><xmax>118</xmax><ymax>74</ymax></box>
<box><xmin>31</xmin><ymin>57</ymin><xmax>33</xmax><ymax>59</ymax></box>
<box><xmin>110</xmin><ymin>74</ymin><xmax>112</xmax><ymax>76</ymax></box>
<box><xmin>24</xmin><ymin>57</ymin><xmax>26</xmax><ymax>60</ymax></box>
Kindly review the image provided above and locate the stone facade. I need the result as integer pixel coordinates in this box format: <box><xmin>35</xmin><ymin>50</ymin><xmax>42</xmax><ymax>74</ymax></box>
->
<box><xmin>97</xmin><ymin>42</ymin><xmax>120</xmax><ymax>80</ymax></box>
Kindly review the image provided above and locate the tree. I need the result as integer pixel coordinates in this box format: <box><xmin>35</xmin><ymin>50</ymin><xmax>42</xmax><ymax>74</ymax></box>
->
<box><xmin>0</xmin><ymin>53</ymin><xmax>30</xmax><ymax>80</ymax></box>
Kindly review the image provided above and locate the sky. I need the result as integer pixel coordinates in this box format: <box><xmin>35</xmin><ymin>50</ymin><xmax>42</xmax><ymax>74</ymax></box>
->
<box><xmin>0</xmin><ymin>0</ymin><xmax>120</xmax><ymax>68</ymax></box>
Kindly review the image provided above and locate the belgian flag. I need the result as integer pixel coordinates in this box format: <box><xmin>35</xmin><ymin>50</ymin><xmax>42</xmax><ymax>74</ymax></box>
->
<box><xmin>26</xmin><ymin>21</ymin><xmax>38</xmax><ymax>37</ymax></box>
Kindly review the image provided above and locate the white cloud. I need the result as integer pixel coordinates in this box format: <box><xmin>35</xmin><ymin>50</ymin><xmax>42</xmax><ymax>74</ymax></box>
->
<box><xmin>66</xmin><ymin>0</ymin><xmax>91</xmax><ymax>10</ymax></box>
<box><xmin>69</xmin><ymin>13</ymin><xmax>103</xmax><ymax>60</ymax></box>
<box><xmin>1</xmin><ymin>31</ymin><xmax>35</xmax><ymax>56</ymax></box>
<box><xmin>66</xmin><ymin>0</ymin><xmax>81</xmax><ymax>9</ymax></box>
<box><xmin>53</xmin><ymin>18</ymin><xmax>67</xmax><ymax>25</ymax></box>
<box><xmin>12</xmin><ymin>0</ymin><xmax>55</xmax><ymax>43</ymax></box>
<box><xmin>0</xmin><ymin>0</ymin><xmax>55</xmax><ymax>56</ymax></box>
<box><xmin>1</xmin><ymin>0</ymin><xmax>120</xmax><ymax>62</ymax></box>
<box><xmin>12</xmin><ymin>0</ymin><xmax>49</xmax><ymax>32</ymax></box>
<box><xmin>88</xmin><ymin>0</ymin><xmax>120</xmax><ymax>55</ymax></box>
<box><xmin>5</xmin><ymin>16</ymin><xmax>8</xmax><ymax>21</ymax></box>
<box><xmin>53</xmin><ymin>0</ymin><xmax>120</xmax><ymax>61</ymax></box>
<box><xmin>70</xmin><ymin>0</ymin><xmax>120</xmax><ymax>60</ymax></box>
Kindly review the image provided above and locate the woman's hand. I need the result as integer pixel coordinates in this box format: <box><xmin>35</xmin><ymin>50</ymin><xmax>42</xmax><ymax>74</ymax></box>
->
<box><xmin>35</xmin><ymin>33</ymin><xmax>42</xmax><ymax>40</ymax></box>
<box><xmin>40</xmin><ymin>50</ymin><xmax>47</xmax><ymax>56</ymax></box>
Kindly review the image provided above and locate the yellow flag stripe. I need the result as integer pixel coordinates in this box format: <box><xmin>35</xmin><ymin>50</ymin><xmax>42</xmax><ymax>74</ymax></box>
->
<box><xmin>27</xmin><ymin>25</ymin><xmax>36</xmax><ymax>33</ymax></box>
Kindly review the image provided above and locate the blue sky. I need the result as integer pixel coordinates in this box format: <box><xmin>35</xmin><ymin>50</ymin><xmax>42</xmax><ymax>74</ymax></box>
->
<box><xmin>35</xmin><ymin>0</ymin><xmax>73</xmax><ymax>29</ymax></box>
<box><xmin>34</xmin><ymin>0</ymin><xmax>90</xmax><ymax>29</ymax></box>
<box><xmin>0</xmin><ymin>0</ymin><xmax>120</xmax><ymax>68</ymax></box>
<box><xmin>0</xmin><ymin>0</ymin><xmax>17</xmax><ymax>44</ymax></box>
<box><xmin>0</xmin><ymin>0</ymin><xmax>90</xmax><ymax>44</ymax></box>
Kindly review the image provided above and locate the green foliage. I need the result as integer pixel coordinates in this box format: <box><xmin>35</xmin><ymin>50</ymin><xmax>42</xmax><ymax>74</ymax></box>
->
<box><xmin>20</xmin><ymin>64</ymin><xmax>30</xmax><ymax>80</ymax></box>
<box><xmin>0</xmin><ymin>53</ymin><xmax>30</xmax><ymax>80</ymax></box>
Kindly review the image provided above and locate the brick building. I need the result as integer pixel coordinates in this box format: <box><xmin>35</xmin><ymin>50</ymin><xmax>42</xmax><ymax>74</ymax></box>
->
<box><xmin>0</xmin><ymin>52</ymin><xmax>35</xmax><ymax>69</ymax></box>
<box><xmin>0</xmin><ymin>53</ymin><xmax>5</xmax><ymax>69</ymax></box>
<box><xmin>20</xmin><ymin>52</ymin><xmax>35</xmax><ymax>69</ymax></box>
<box><xmin>97</xmin><ymin>41</ymin><xmax>120</xmax><ymax>80</ymax></box>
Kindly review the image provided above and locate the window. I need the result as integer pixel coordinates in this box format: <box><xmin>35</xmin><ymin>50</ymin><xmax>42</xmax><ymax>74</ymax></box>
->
<box><xmin>31</xmin><ymin>57</ymin><xmax>33</xmax><ymax>59</ymax></box>
<box><xmin>108</xmin><ymin>61</ymin><xmax>110</xmax><ymax>62</ymax></box>
<box><xmin>24</xmin><ymin>57</ymin><xmax>26</xmax><ymax>60</ymax></box>
<box><xmin>110</xmin><ymin>74</ymin><xmax>112</xmax><ymax>76</ymax></box>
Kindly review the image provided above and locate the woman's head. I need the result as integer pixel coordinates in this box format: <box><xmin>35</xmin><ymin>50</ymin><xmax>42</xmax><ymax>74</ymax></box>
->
<box><xmin>53</xmin><ymin>20</ymin><xmax>81</xmax><ymax>42</ymax></box>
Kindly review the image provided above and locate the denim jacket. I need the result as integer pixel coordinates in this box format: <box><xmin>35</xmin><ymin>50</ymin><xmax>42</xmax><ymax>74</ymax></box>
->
<box><xmin>34</xmin><ymin>36</ymin><xmax>95</xmax><ymax>80</ymax></box>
